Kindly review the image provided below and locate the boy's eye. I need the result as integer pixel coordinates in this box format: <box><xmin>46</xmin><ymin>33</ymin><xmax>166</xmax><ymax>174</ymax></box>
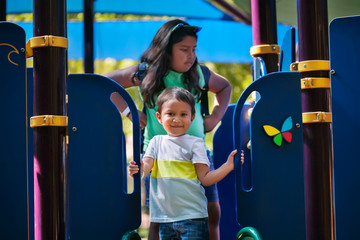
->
<box><xmin>181</xmin><ymin>113</ymin><xmax>188</xmax><ymax>117</ymax></box>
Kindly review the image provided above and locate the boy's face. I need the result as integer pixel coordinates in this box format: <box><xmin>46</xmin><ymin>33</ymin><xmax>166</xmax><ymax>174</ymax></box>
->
<box><xmin>156</xmin><ymin>99</ymin><xmax>195</xmax><ymax>137</ymax></box>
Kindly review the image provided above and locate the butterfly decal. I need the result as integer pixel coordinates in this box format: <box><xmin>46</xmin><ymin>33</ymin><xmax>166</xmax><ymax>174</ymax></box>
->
<box><xmin>263</xmin><ymin>116</ymin><xmax>293</xmax><ymax>147</ymax></box>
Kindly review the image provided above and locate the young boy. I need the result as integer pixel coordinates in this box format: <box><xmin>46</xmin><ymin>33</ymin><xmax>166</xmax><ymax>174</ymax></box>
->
<box><xmin>129</xmin><ymin>87</ymin><xmax>239</xmax><ymax>240</ymax></box>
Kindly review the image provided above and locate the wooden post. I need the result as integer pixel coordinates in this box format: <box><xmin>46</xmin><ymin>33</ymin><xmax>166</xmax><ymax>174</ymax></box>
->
<box><xmin>250</xmin><ymin>0</ymin><xmax>279</xmax><ymax>73</ymax></box>
<box><xmin>84</xmin><ymin>0</ymin><xmax>94</xmax><ymax>73</ymax></box>
<box><xmin>32</xmin><ymin>0</ymin><xmax>67</xmax><ymax>239</ymax></box>
<box><xmin>0</xmin><ymin>0</ymin><xmax>6</xmax><ymax>21</ymax></box>
<box><xmin>296</xmin><ymin>0</ymin><xmax>335</xmax><ymax>239</ymax></box>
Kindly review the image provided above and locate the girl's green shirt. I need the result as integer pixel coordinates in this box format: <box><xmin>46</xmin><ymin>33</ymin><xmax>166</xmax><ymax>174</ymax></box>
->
<box><xmin>142</xmin><ymin>65</ymin><xmax>206</xmax><ymax>151</ymax></box>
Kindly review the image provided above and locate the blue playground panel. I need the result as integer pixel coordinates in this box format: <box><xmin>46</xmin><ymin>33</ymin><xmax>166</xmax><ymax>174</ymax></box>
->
<box><xmin>0</xmin><ymin>22</ymin><xmax>29</xmax><ymax>239</ymax></box>
<box><xmin>233</xmin><ymin>72</ymin><xmax>305</xmax><ymax>239</ymax></box>
<box><xmin>214</xmin><ymin>104</ymin><xmax>243</xmax><ymax>239</ymax></box>
<box><xmin>68</xmin><ymin>74</ymin><xmax>141</xmax><ymax>239</ymax></box>
<box><xmin>329</xmin><ymin>15</ymin><xmax>360</xmax><ymax>240</ymax></box>
<box><xmin>214</xmin><ymin>102</ymin><xmax>253</xmax><ymax>239</ymax></box>
<box><xmin>279</xmin><ymin>27</ymin><xmax>296</xmax><ymax>72</ymax></box>
<box><xmin>1</xmin><ymin>20</ymin><xmax>143</xmax><ymax>239</ymax></box>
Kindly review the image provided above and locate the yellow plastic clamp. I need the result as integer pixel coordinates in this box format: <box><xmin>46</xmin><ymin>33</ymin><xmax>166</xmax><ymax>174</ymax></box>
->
<box><xmin>250</xmin><ymin>44</ymin><xmax>280</xmax><ymax>57</ymax></box>
<box><xmin>30</xmin><ymin>115</ymin><xmax>68</xmax><ymax>128</ymax></box>
<box><xmin>302</xmin><ymin>112</ymin><xmax>332</xmax><ymax>124</ymax></box>
<box><xmin>290</xmin><ymin>60</ymin><xmax>330</xmax><ymax>72</ymax></box>
<box><xmin>26</xmin><ymin>35</ymin><xmax>68</xmax><ymax>58</ymax></box>
<box><xmin>301</xmin><ymin>77</ymin><xmax>331</xmax><ymax>89</ymax></box>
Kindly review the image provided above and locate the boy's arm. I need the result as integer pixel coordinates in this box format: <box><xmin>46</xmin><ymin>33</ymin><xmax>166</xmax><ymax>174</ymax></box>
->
<box><xmin>141</xmin><ymin>157</ymin><xmax>154</xmax><ymax>178</ymax></box>
<box><xmin>128</xmin><ymin>157</ymin><xmax>154</xmax><ymax>178</ymax></box>
<box><xmin>195</xmin><ymin>150</ymin><xmax>237</xmax><ymax>186</ymax></box>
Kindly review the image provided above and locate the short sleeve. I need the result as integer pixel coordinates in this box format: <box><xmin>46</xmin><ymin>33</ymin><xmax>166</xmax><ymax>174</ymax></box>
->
<box><xmin>191</xmin><ymin>139</ymin><xmax>210</xmax><ymax>166</ymax></box>
<box><xmin>143</xmin><ymin>136</ymin><xmax>157</xmax><ymax>159</ymax></box>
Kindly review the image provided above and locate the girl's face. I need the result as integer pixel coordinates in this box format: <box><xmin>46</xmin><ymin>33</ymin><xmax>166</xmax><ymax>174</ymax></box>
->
<box><xmin>156</xmin><ymin>99</ymin><xmax>195</xmax><ymax>137</ymax></box>
<box><xmin>169</xmin><ymin>36</ymin><xmax>197</xmax><ymax>73</ymax></box>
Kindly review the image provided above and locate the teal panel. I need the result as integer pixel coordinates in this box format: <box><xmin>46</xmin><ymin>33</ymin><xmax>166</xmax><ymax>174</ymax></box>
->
<box><xmin>0</xmin><ymin>22</ymin><xmax>28</xmax><ymax>239</ymax></box>
<box><xmin>68</xmin><ymin>74</ymin><xmax>141</xmax><ymax>239</ymax></box>
<box><xmin>329</xmin><ymin>15</ymin><xmax>360</xmax><ymax>240</ymax></box>
<box><xmin>233</xmin><ymin>72</ymin><xmax>305</xmax><ymax>239</ymax></box>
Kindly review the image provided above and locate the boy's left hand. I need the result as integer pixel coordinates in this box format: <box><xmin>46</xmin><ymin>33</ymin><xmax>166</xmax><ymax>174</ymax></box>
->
<box><xmin>240</xmin><ymin>150</ymin><xmax>244</xmax><ymax>165</ymax></box>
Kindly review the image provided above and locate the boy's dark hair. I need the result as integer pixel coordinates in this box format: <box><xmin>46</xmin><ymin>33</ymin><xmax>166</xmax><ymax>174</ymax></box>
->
<box><xmin>156</xmin><ymin>87</ymin><xmax>195</xmax><ymax>116</ymax></box>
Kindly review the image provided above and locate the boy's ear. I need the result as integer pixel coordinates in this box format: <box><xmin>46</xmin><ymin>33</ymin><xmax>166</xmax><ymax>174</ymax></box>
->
<box><xmin>156</xmin><ymin>112</ymin><xmax>162</xmax><ymax>123</ymax></box>
<box><xmin>191</xmin><ymin>114</ymin><xmax>195</xmax><ymax>121</ymax></box>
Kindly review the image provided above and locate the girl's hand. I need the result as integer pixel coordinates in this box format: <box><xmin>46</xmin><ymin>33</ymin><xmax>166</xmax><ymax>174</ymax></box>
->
<box><xmin>128</xmin><ymin>110</ymin><xmax>147</xmax><ymax>129</ymax></box>
<box><xmin>128</xmin><ymin>160</ymin><xmax>139</xmax><ymax>177</ymax></box>
<box><xmin>138</xmin><ymin>111</ymin><xmax>147</xmax><ymax>129</ymax></box>
<box><xmin>203</xmin><ymin>115</ymin><xmax>219</xmax><ymax>133</ymax></box>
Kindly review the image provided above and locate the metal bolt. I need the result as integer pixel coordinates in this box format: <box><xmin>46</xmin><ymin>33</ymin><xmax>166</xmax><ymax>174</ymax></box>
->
<box><xmin>330</xmin><ymin>69</ymin><xmax>335</xmax><ymax>75</ymax></box>
<box><xmin>72</xmin><ymin>127</ymin><xmax>77</xmax><ymax>132</ymax></box>
<box><xmin>272</xmin><ymin>46</ymin><xmax>276</xmax><ymax>51</ymax></box>
<box><xmin>20</xmin><ymin>48</ymin><xmax>25</xmax><ymax>52</ymax></box>
<box><xmin>296</xmin><ymin>123</ymin><xmax>301</xmax><ymax>128</ymax></box>
<box><xmin>303</xmin><ymin>64</ymin><xmax>307</xmax><ymax>68</ymax></box>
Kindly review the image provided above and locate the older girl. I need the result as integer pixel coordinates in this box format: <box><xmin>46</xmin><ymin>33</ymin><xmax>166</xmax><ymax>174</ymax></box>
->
<box><xmin>105</xmin><ymin>19</ymin><xmax>232</xmax><ymax>240</ymax></box>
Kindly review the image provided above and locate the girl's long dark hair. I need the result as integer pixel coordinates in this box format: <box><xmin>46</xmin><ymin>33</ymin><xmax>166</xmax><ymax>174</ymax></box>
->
<box><xmin>140</xmin><ymin>19</ymin><xmax>202</xmax><ymax>108</ymax></box>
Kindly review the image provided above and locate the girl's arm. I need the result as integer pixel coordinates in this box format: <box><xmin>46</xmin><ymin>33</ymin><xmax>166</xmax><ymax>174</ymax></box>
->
<box><xmin>204</xmin><ymin>70</ymin><xmax>232</xmax><ymax>132</ymax></box>
<box><xmin>105</xmin><ymin>65</ymin><xmax>147</xmax><ymax>128</ymax></box>
<box><xmin>195</xmin><ymin>150</ymin><xmax>237</xmax><ymax>186</ymax></box>
<box><xmin>105</xmin><ymin>64</ymin><xmax>140</xmax><ymax>88</ymax></box>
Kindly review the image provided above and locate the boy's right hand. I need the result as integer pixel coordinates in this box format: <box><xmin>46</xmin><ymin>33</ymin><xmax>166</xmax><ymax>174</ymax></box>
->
<box><xmin>128</xmin><ymin>160</ymin><xmax>139</xmax><ymax>177</ymax></box>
